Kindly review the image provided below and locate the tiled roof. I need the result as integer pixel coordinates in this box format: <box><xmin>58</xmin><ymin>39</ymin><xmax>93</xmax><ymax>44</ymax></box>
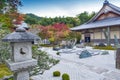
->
<box><xmin>109</xmin><ymin>3</ymin><xmax>120</xmax><ymax>12</ymax></box>
<box><xmin>71</xmin><ymin>1</ymin><xmax>120</xmax><ymax>31</ymax></box>
<box><xmin>71</xmin><ymin>17</ymin><xmax>120</xmax><ymax>31</ymax></box>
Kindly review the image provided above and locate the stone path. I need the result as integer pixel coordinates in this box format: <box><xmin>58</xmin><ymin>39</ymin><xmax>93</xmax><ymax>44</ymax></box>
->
<box><xmin>32</xmin><ymin>48</ymin><xmax>120</xmax><ymax>80</ymax></box>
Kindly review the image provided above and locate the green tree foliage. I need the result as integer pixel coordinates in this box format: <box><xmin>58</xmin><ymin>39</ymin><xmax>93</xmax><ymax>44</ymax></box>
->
<box><xmin>0</xmin><ymin>0</ymin><xmax>23</xmax><ymax>29</ymax></box>
<box><xmin>0</xmin><ymin>14</ymin><xmax>12</xmax><ymax>29</ymax></box>
<box><xmin>39</xmin><ymin>16</ymin><xmax>80</xmax><ymax>28</ymax></box>
<box><xmin>32</xmin><ymin>45</ymin><xmax>59</xmax><ymax>75</ymax></box>
<box><xmin>25</xmin><ymin>12</ymin><xmax>95</xmax><ymax>28</ymax></box>
<box><xmin>77</xmin><ymin>11</ymin><xmax>90</xmax><ymax>24</ymax></box>
<box><xmin>25</xmin><ymin>13</ymin><xmax>42</xmax><ymax>25</ymax></box>
<box><xmin>0</xmin><ymin>0</ymin><xmax>22</xmax><ymax>13</ymax></box>
<box><xmin>0</xmin><ymin>12</ymin><xmax>24</xmax><ymax>29</ymax></box>
<box><xmin>89</xmin><ymin>11</ymin><xmax>96</xmax><ymax>19</ymax></box>
<box><xmin>77</xmin><ymin>11</ymin><xmax>96</xmax><ymax>24</ymax></box>
<box><xmin>66</xmin><ymin>31</ymin><xmax>81</xmax><ymax>43</ymax></box>
<box><xmin>0</xmin><ymin>29</ymin><xmax>10</xmax><ymax>63</ymax></box>
<box><xmin>25</xmin><ymin>14</ymin><xmax>81</xmax><ymax>27</ymax></box>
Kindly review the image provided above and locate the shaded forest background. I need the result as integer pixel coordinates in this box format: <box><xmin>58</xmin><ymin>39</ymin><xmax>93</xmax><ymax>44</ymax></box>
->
<box><xmin>24</xmin><ymin>11</ymin><xmax>96</xmax><ymax>43</ymax></box>
<box><xmin>25</xmin><ymin>11</ymin><xmax>96</xmax><ymax>28</ymax></box>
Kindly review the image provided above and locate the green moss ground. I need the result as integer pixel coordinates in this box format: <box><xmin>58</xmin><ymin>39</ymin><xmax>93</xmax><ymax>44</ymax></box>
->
<box><xmin>0</xmin><ymin>64</ymin><xmax>12</xmax><ymax>78</ymax></box>
<box><xmin>93</xmin><ymin>46</ymin><xmax>116</xmax><ymax>50</ymax></box>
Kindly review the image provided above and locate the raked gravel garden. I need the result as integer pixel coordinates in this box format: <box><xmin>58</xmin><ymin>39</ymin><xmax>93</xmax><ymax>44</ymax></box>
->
<box><xmin>31</xmin><ymin>46</ymin><xmax>120</xmax><ymax>80</ymax></box>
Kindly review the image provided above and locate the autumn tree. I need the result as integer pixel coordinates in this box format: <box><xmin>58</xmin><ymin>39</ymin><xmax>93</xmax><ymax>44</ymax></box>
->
<box><xmin>38</xmin><ymin>23</ymin><xmax>70</xmax><ymax>44</ymax></box>
<box><xmin>0</xmin><ymin>0</ymin><xmax>23</xmax><ymax>29</ymax></box>
<box><xmin>53</xmin><ymin>23</ymin><xmax>70</xmax><ymax>39</ymax></box>
<box><xmin>12</xmin><ymin>12</ymin><xmax>25</xmax><ymax>25</ymax></box>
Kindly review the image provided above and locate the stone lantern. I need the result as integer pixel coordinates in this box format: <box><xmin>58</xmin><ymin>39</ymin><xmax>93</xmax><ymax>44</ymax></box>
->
<box><xmin>2</xmin><ymin>27</ymin><xmax>40</xmax><ymax>80</ymax></box>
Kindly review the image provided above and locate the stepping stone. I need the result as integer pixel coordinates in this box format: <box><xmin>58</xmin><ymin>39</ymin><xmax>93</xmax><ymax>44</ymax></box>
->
<box><xmin>90</xmin><ymin>67</ymin><xmax>109</xmax><ymax>74</ymax></box>
<box><xmin>103</xmin><ymin>77</ymin><xmax>116</xmax><ymax>80</ymax></box>
<box><xmin>104</xmin><ymin>71</ymin><xmax>120</xmax><ymax>80</ymax></box>
<box><xmin>84</xmin><ymin>64</ymin><xmax>94</xmax><ymax>70</ymax></box>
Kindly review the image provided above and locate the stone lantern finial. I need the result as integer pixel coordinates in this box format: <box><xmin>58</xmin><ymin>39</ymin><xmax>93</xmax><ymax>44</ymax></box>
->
<box><xmin>19</xmin><ymin>21</ymin><xmax>29</xmax><ymax>30</ymax></box>
<box><xmin>16</xmin><ymin>27</ymin><xmax>26</xmax><ymax>32</ymax></box>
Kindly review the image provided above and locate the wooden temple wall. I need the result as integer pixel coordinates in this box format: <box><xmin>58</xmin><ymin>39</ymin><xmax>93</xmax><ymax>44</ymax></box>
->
<box><xmin>81</xmin><ymin>26</ymin><xmax>120</xmax><ymax>44</ymax></box>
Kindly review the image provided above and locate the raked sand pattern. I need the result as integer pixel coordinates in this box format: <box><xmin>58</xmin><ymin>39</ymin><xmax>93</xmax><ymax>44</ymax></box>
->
<box><xmin>32</xmin><ymin>47</ymin><xmax>120</xmax><ymax>80</ymax></box>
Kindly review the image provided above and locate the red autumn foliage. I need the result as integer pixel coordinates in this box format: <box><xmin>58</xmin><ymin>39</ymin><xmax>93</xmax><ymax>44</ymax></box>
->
<box><xmin>9</xmin><ymin>12</ymin><xmax>24</xmax><ymax>25</ymax></box>
<box><xmin>38</xmin><ymin>23</ymin><xmax>70</xmax><ymax>42</ymax></box>
<box><xmin>53</xmin><ymin>23</ymin><xmax>69</xmax><ymax>31</ymax></box>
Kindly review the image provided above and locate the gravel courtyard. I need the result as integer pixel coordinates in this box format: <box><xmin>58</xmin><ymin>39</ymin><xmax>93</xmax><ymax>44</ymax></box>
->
<box><xmin>32</xmin><ymin>47</ymin><xmax>120</xmax><ymax>80</ymax></box>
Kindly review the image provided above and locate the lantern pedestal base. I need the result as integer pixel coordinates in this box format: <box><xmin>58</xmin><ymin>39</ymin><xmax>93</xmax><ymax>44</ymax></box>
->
<box><xmin>6</xmin><ymin>59</ymin><xmax>37</xmax><ymax>71</ymax></box>
<box><xmin>14</xmin><ymin>70</ymin><xmax>29</xmax><ymax>80</ymax></box>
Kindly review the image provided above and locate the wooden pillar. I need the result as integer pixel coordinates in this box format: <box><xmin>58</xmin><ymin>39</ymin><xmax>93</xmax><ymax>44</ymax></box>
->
<box><xmin>93</xmin><ymin>29</ymin><xmax>95</xmax><ymax>42</ymax></box>
<box><xmin>119</xmin><ymin>27</ymin><xmax>120</xmax><ymax>40</ymax></box>
<box><xmin>107</xmin><ymin>26</ymin><xmax>110</xmax><ymax>46</ymax></box>
<box><xmin>101</xmin><ymin>29</ymin><xmax>102</xmax><ymax>40</ymax></box>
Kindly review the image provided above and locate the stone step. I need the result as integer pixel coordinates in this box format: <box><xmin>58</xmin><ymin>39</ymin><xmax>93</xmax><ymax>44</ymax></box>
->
<box><xmin>104</xmin><ymin>71</ymin><xmax>120</xmax><ymax>80</ymax></box>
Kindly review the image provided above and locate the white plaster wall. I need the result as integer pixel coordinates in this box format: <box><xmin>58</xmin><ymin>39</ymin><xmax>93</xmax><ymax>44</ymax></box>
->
<box><xmin>81</xmin><ymin>34</ymin><xmax>84</xmax><ymax>40</ymax></box>
<box><xmin>110</xmin><ymin>31</ymin><xmax>119</xmax><ymax>39</ymax></box>
<box><xmin>91</xmin><ymin>33</ymin><xmax>94</xmax><ymax>39</ymax></box>
<box><xmin>102</xmin><ymin>33</ymin><xmax>105</xmax><ymax>39</ymax></box>
<box><xmin>94</xmin><ymin>32</ymin><xmax>101</xmax><ymax>39</ymax></box>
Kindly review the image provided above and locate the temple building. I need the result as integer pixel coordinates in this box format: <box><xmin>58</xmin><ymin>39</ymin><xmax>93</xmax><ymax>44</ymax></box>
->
<box><xmin>71</xmin><ymin>0</ymin><xmax>120</xmax><ymax>45</ymax></box>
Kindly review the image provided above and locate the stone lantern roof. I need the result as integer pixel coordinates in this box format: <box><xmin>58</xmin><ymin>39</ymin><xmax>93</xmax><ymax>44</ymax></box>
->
<box><xmin>2</xmin><ymin>27</ymin><xmax>40</xmax><ymax>42</ymax></box>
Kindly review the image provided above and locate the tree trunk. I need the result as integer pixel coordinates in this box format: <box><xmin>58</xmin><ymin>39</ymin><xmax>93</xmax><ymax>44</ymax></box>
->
<box><xmin>116</xmin><ymin>48</ymin><xmax>120</xmax><ymax>69</ymax></box>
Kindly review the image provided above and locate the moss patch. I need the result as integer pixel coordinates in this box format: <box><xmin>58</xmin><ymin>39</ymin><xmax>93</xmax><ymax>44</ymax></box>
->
<box><xmin>0</xmin><ymin>64</ymin><xmax>12</xmax><ymax>78</ymax></box>
<box><xmin>93</xmin><ymin>46</ymin><xmax>116</xmax><ymax>50</ymax></box>
<box><xmin>40</xmin><ymin>44</ymin><xmax>53</xmax><ymax>47</ymax></box>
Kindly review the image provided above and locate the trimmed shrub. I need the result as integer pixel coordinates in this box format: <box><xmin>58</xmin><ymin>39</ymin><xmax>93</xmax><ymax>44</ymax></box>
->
<box><xmin>53</xmin><ymin>71</ymin><xmax>61</xmax><ymax>77</ymax></box>
<box><xmin>56</xmin><ymin>52</ymin><xmax>60</xmax><ymax>55</ymax></box>
<box><xmin>62</xmin><ymin>73</ymin><xmax>70</xmax><ymax>80</ymax></box>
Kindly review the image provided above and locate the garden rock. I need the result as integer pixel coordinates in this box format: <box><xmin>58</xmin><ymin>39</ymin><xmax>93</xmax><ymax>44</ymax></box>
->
<box><xmin>79</xmin><ymin>50</ymin><xmax>92</xmax><ymax>58</ymax></box>
<box><xmin>53</xmin><ymin>46</ymin><xmax>61</xmax><ymax>51</ymax></box>
<box><xmin>98</xmin><ymin>43</ymin><xmax>106</xmax><ymax>47</ymax></box>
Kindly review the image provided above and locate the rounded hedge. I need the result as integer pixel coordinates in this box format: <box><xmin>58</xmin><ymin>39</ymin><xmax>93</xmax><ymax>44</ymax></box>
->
<box><xmin>56</xmin><ymin>52</ymin><xmax>60</xmax><ymax>55</ymax></box>
<box><xmin>53</xmin><ymin>71</ymin><xmax>61</xmax><ymax>77</ymax></box>
<box><xmin>62</xmin><ymin>73</ymin><xmax>70</xmax><ymax>80</ymax></box>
